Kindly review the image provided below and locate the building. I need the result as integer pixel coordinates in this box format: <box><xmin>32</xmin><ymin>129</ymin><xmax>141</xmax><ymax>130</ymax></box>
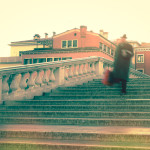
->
<box><xmin>18</xmin><ymin>26</ymin><xmax>116</xmax><ymax>65</ymax></box>
<box><xmin>9</xmin><ymin>33</ymin><xmax>53</xmax><ymax>56</ymax></box>
<box><xmin>135</xmin><ymin>43</ymin><xmax>150</xmax><ymax>75</ymax></box>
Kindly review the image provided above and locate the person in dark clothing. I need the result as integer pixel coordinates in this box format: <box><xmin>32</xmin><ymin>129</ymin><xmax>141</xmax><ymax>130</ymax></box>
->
<box><xmin>113</xmin><ymin>34</ymin><xmax>134</xmax><ymax>95</ymax></box>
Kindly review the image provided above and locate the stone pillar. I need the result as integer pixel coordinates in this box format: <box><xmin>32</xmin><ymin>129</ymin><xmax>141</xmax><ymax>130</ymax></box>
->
<box><xmin>95</xmin><ymin>61</ymin><xmax>104</xmax><ymax>76</ymax></box>
<box><xmin>74</xmin><ymin>64</ymin><xmax>78</xmax><ymax>76</ymax></box>
<box><xmin>54</xmin><ymin>67</ymin><xmax>65</xmax><ymax>85</ymax></box>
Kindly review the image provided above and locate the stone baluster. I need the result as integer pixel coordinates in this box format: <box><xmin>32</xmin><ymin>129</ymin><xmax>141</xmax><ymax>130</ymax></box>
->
<box><xmin>64</xmin><ymin>67</ymin><xmax>69</xmax><ymax>80</ymax></box>
<box><xmin>91</xmin><ymin>62</ymin><xmax>96</xmax><ymax>72</ymax></box>
<box><xmin>74</xmin><ymin>64</ymin><xmax>78</xmax><ymax>76</ymax></box>
<box><xmin>68</xmin><ymin>65</ymin><xmax>73</xmax><ymax>78</ymax></box>
<box><xmin>49</xmin><ymin>68</ymin><xmax>55</xmax><ymax>82</ymax></box>
<box><xmin>27</xmin><ymin>71</ymin><xmax>37</xmax><ymax>88</ymax></box>
<box><xmin>2</xmin><ymin>75</ymin><xmax>10</xmax><ymax>95</ymax></box>
<box><xmin>43</xmin><ymin>69</ymin><xmax>50</xmax><ymax>84</ymax></box>
<box><xmin>78</xmin><ymin>64</ymin><xmax>83</xmax><ymax>75</ymax></box>
<box><xmin>83</xmin><ymin>63</ymin><xmax>87</xmax><ymax>74</ymax></box>
<box><xmin>35</xmin><ymin>70</ymin><xmax>44</xmax><ymax>86</ymax></box>
<box><xmin>20</xmin><ymin>72</ymin><xmax>30</xmax><ymax>90</ymax></box>
<box><xmin>10</xmin><ymin>74</ymin><xmax>21</xmax><ymax>92</ymax></box>
<box><xmin>88</xmin><ymin>62</ymin><xmax>92</xmax><ymax>73</ymax></box>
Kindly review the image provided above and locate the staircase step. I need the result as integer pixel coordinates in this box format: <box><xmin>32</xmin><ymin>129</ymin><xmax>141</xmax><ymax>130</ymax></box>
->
<box><xmin>1</xmin><ymin>125</ymin><xmax>150</xmax><ymax>143</ymax></box>
<box><xmin>0</xmin><ymin>111</ymin><xmax>150</xmax><ymax>119</ymax></box>
<box><xmin>1</xmin><ymin>117</ymin><xmax>150</xmax><ymax>126</ymax></box>
<box><xmin>1</xmin><ymin>104</ymin><xmax>150</xmax><ymax>111</ymax></box>
<box><xmin>1</xmin><ymin>138</ymin><xmax>150</xmax><ymax>150</ymax></box>
<box><xmin>4</xmin><ymin>99</ymin><xmax>150</xmax><ymax>106</ymax></box>
<box><xmin>35</xmin><ymin>94</ymin><xmax>150</xmax><ymax>100</ymax></box>
<box><xmin>47</xmin><ymin>91</ymin><xmax>150</xmax><ymax>95</ymax></box>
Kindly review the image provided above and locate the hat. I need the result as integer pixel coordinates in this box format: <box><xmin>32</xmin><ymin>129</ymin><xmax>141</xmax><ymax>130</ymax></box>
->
<box><xmin>121</xmin><ymin>34</ymin><xmax>127</xmax><ymax>39</ymax></box>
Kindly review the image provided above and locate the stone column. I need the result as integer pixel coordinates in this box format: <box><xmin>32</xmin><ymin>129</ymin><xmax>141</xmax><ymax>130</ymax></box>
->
<box><xmin>54</xmin><ymin>66</ymin><xmax>65</xmax><ymax>85</ymax></box>
<box><xmin>95</xmin><ymin>60</ymin><xmax>104</xmax><ymax>76</ymax></box>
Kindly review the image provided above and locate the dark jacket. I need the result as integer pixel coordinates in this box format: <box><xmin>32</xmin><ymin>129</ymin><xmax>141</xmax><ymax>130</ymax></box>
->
<box><xmin>113</xmin><ymin>42</ymin><xmax>134</xmax><ymax>81</ymax></box>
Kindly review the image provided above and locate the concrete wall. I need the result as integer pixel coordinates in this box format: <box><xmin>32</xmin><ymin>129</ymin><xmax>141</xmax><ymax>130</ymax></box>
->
<box><xmin>0</xmin><ymin>56</ymin><xmax>22</xmax><ymax>68</ymax></box>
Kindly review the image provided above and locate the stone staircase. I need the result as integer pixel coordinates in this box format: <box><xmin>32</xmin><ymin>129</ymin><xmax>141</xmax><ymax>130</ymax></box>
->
<box><xmin>0</xmin><ymin>78</ymin><xmax>150</xmax><ymax>149</ymax></box>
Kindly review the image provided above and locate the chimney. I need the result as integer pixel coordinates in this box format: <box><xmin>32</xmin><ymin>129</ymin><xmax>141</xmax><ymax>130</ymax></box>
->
<box><xmin>100</xmin><ymin>30</ymin><xmax>104</xmax><ymax>36</ymax></box>
<box><xmin>45</xmin><ymin>33</ymin><xmax>48</xmax><ymax>39</ymax></box>
<box><xmin>80</xmin><ymin>25</ymin><xmax>87</xmax><ymax>38</ymax></box>
<box><xmin>103</xmin><ymin>32</ymin><xmax>108</xmax><ymax>39</ymax></box>
<box><xmin>33</xmin><ymin>34</ymin><xmax>40</xmax><ymax>40</ymax></box>
<box><xmin>53</xmin><ymin>32</ymin><xmax>56</xmax><ymax>36</ymax></box>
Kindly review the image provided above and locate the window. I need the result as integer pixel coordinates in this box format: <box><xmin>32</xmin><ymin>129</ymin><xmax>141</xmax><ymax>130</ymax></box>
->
<box><xmin>54</xmin><ymin>58</ymin><xmax>61</xmax><ymax>61</ymax></box>
<box><xmin>47</xmin><ymin>58</ymin><xmax>53</xmax><ymax>62</ymax></box>
<box><xmin>24</xmin><ymin>59</ymin><xmax>32</xmax><ymax>65</ymax></box>
<box><xmin>68</xmin><ymin>40</ymin><xmax>72</xmax><ymax>48</ymax></box>
<box><xmin>62</xmin><ymin>41</ymin><xmax>67</xmax><ymax>48</ymax></box>
<box><xmin>39</xmin><ymin>58</ymin><xmax>46</xmax><ymax>63</ymax></box>
<box><xmin>73</xmin><ymin>40</ymin><xmax>77</xmax><ymax>47</ymax></box>
<box><xmin>111</xmin><ymin>49</ymin><xmax>114</xmax><ymax>56</ymax></box>
<box><xmin>33</xmin><ymin>59</ymin><xmax>38</xmax><ymax>63</ymax></box>
<box><xmin>99</xmin><ymin>42</ymin><xmax>103</xmax><ymax>50</ymax></box>
<box><xmin>103</xmin><ymin>45</ymin><xmax>106</xmax><ymax>52</ymax></box>
<box><xmin>62</xmin><ymin>40</ymin><xmax>77</xmax><ymax>48</ymax></box>
<box><xmin>137</xmin><ymin>54</ymin><xmax>144</xmax><ymax>63</ymax></box>
<box><xmin>107</xmin><ymin>47</ymin><xmax>110</xmax><ymax>54</ymax></box>
<box><xmin>137</xmin><ymin>69</ymin><xmax>144</xmax><ymax>73</ymax></box>
<box><xmin>62</xmin><ymin>57</ymin><xmax>72</xmax><ymax>60</ymax></box>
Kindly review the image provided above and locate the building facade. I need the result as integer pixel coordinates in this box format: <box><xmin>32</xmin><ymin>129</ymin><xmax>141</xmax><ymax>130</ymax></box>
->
<box><xmin>20</xmin><ymin>26</ymin><xmax>116</xmax><ymax>65</ymax></box>
<box><xmin>135</xmin><ymin>43</ymin><xmax>150</xmax><ymax>76</ymax></box>
<box><xmin>9</xmin><ymin>33</ymin><xmax>53</xmax><ymax>56</ymax></box>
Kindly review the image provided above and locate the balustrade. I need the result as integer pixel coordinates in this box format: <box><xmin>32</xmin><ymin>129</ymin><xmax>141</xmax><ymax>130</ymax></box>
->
<box><xmin>0</xmin><ymin>56</ymin><xmax>149</xmax><ymax>103</ymax></box>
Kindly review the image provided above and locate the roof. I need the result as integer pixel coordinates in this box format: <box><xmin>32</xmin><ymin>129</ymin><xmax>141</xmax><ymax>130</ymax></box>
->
<box><xmin>9</xmin><ymin>38</ymin><xmax>53</xmax><ymax>46</ymax></box>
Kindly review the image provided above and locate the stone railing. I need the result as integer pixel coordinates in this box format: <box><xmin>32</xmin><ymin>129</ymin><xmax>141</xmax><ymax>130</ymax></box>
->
<box><xmin>99</xmin><ymin>57</ymin><xmax>150</xmax><ymax>78</ymax></box>
<box><xmin>0</xmin><ymin>56</ymin><xmax>149</xmax><ymax>103</ymax></box>
<box><xmin>0</xmin><ymin>57</ymin><xmax>103</xmax><ymax>103</ymax></box>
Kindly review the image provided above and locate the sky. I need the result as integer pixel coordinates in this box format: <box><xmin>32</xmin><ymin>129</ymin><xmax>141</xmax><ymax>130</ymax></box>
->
<box><xmin>0</xmin><ymin>0</ymin><xmax>150</xmax><ymax>57</ymax></box>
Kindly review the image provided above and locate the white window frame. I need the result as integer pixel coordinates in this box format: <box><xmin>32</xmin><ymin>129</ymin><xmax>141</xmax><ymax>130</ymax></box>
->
<box><xmin>61</xmin><ymin>40</ymin><xmax>78</xmax><ymax>49</ymax></box>
<box><xmin>136</xmin><ymin>54</ymin><xmax>144</xmax><ymax>63</ymax></box>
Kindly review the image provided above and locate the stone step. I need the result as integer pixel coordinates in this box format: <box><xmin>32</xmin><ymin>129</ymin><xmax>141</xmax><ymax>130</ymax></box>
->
<box><xmin>53</xmin><ymin>88</ymin><xmax>150</xmax><ymax>92</ymax></box>
<box><xmin>0</xmin><ymin>111</ymin><xmax>150</xmax><ymax>119</ymax></box>
<box><xmin>1</xmin><ymin>117</ymin><xmax>150</xmax><ymax>126</ymax></box>
<box><xmin>1</xmin><ymin>138</ymin><xmax>150</xmax><ymax>150</ymax></box>
<box><xmin>84</xmin><ymin>82</ymin><xmax>150</xmax><ymax>86</ymax></box>
<box><xmin>61</xmin><ymin>84</ymin><xmax>150</xmax><ymax>89</ymax></box>
<box><xmin>94</xmin><ymin>78</ymin><xmax>150</xmax><ymax>81</ymax></box>
<box><xmin>1</xmin><ymin>125</ymin><xmax>150</xmax><ymax>143</ymax></box>
<box><xmin>4</xmin><ymin>99</ymin><xmax>150</xmax><ymax>106</ymax></box>
<box><xmin>1</xmin><ymin>104</ymin><xmax>150</xmax><ymax>111</ymax></box>
<box><xmin>35</xmin><ymin>94</ymin><xmax>150</xmax><ymax>100</ymax></box>
<box><xmin>48</xmin><ymin>91</ymin><xmax>150</xmax><ymax>95</ymax></box>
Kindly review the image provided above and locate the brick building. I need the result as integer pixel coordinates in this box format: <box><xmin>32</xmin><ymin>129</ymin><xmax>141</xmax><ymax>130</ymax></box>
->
<box><xmin>135</xmin><ymin>43</ymin><xmax>150</xmax><ymax>76</ymax></box>
<box><xmin>20</xmin><ymin>26</ymin><xmax>116</xmax><ymax>65</ymax></box>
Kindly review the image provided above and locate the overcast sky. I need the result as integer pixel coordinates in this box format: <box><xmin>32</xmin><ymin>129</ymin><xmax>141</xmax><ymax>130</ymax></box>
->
<box><xmin>0</xmin><ymin>0</ymin><xmax>150</xmax><ymax>57</ymax></box>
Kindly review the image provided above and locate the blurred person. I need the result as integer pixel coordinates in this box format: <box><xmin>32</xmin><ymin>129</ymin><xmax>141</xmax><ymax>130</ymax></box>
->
<box><xmin>113</xmin><ymin>34</ymin><xmax>134</xmax><ymax>95</ymax></box>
